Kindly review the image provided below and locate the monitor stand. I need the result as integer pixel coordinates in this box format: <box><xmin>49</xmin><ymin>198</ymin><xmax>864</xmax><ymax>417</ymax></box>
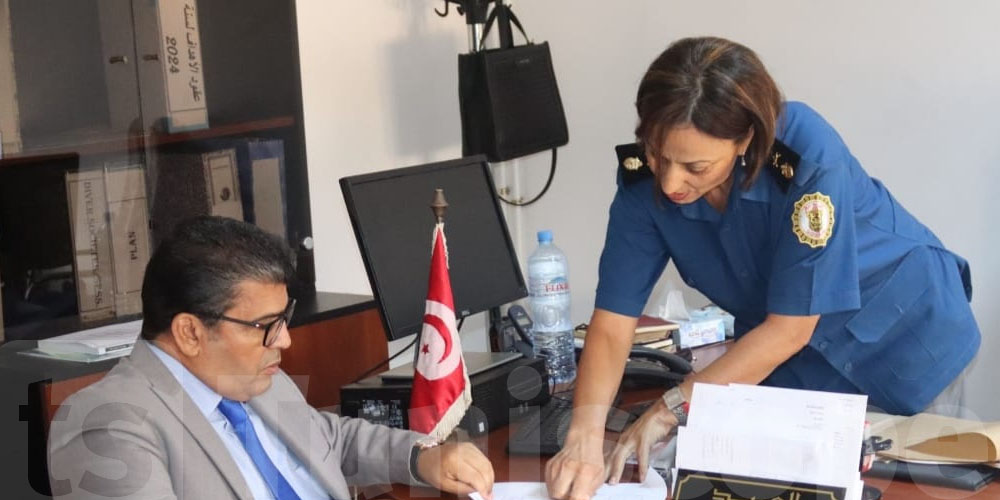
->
<box><xmin>379</xmin><ymin>351</ymin><xmax>522</xmax><ymax>380</ymax></box>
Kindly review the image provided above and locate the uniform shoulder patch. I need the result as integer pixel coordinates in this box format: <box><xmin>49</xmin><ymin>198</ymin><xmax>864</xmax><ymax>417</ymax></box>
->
<box><xmin>792</xmin><ymin>192</ymin><xmax>835</xmax><ymax>248</ymax></box>
<box><xmin>614</xmin><ymin>143</ymin><xmax>653</xmax><ymax>185</ymax></box>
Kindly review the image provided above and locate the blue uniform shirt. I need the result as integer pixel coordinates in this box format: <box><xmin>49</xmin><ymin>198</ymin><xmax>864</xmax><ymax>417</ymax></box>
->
<box><xmin>596</xmin><ymin>101</ymin><xmax>980</xmax><ymax>415</ymax></box>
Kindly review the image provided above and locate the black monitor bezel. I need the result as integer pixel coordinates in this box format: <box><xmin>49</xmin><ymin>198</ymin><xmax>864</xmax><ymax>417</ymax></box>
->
<box><xmin>340</xmin><ymin>155</ymin><xmax>527</xmax><ymax>341</ymax></box>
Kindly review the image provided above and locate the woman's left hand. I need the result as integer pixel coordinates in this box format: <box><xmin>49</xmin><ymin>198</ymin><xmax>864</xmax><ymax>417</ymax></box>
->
<box><xmin>605</xmin><ymin>398</ymin><xmax>678</xmax><ymax>484</ymax></box>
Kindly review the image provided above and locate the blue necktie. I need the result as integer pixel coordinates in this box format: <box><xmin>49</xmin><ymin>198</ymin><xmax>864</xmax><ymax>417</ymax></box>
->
<box><xmin>218</xmin><ymin>399</ymin><xmax>302</xmax><ymax>500</ymax></box>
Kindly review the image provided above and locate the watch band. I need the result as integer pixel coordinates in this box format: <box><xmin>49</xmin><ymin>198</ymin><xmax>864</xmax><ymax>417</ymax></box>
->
<box><xmin>409</xmin><ymin>437</ymin><xmax>442</xmax><ymax>484</ymax></box>
<box><xmin>661</xmin><ymin>386</ymin><xmax>688</xmax><ymax>425</ymax></box>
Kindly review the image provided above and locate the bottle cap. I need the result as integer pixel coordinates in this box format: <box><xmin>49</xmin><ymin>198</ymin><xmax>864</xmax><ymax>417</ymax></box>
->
<box><xmin>537</xmin><ymin>230</ymin><xmax>553</xmax><ymax>243</ymax></box>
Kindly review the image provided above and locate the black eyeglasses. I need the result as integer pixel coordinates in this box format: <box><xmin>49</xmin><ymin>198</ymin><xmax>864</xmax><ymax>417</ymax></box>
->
<box><xmin>208</xmin><ymin>298</ymin><xmax>297</xmax><ymax>347</ymax></box>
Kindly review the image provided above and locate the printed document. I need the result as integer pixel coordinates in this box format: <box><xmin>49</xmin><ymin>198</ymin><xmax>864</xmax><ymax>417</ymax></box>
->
<box><xmin>470</xmin><ymin>466</ymin><xmax>666</xmax><ymax>500</ymax></box>
<box><xmin>675</xmin><ymin>383</ymin><xmax>867</xmax><ymax>500</ymax></box>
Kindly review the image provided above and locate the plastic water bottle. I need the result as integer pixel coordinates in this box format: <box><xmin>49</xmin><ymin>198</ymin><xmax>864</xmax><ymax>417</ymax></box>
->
<box><xmin>527</xmin><ymin>230</ymin><xmax>577</xmax><ymax>387</ymax></box>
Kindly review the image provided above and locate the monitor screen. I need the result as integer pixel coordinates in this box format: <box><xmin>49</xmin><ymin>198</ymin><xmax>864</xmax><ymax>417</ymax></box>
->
<box><xmin>340</xmin><ymin>156</ymin><xmax>527</xmax><ymax>341</ymax></box>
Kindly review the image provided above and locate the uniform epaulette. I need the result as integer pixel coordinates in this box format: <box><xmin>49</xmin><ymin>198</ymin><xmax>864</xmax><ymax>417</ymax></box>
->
<box><xmin>767</xmin><ymin>139</ymin><xmax>800</xmax><ymax>192</ymax></box>
<box><xmin>615</xmin><ymin>143</ymin><xmax>652</xmax><ymax>185</ymax></box>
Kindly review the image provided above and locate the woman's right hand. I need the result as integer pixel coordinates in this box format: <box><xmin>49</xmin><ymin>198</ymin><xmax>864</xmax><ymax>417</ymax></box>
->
<box><xmin>545</xmin><ymin>426</ymin><xmax>607</xmax><ymax>500</ymax></box>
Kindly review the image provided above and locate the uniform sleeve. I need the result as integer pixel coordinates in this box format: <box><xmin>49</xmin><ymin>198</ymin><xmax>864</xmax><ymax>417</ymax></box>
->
<box><xmin>767</xmin><ymin>164</ymin><xmax>861</xmax><ymax>316</ymax></box>
<box><xmin>594</xmin><ymin>180</ymin><xmax>671</xmax><ymax>317</ymax></box>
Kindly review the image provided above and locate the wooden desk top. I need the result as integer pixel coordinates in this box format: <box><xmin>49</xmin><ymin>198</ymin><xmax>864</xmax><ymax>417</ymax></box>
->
<box><xmin>374</xmin><ymin>425</ymin><xmax>1000</xmax><ymax>500</ymax></box>
<box><xmin>369</xmin><ymin>342</ymin><xmax>1000</xmax><ymax>499</ymax></box>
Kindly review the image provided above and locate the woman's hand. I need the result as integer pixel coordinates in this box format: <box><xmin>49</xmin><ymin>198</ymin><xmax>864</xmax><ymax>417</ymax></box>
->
<box><xmin>416</xmin><ymin>442</ymin><xmax>495</xmax><ymax>499</ymax></box>
<box><xmin>605</xmin><ymin>398</ymin><xmax>678</xmax><ymax>484</ymax></box>
<box><xmin>545</xmin><ymin>426</ymin><xmax>607</xmax><ymax>500</ymax></box>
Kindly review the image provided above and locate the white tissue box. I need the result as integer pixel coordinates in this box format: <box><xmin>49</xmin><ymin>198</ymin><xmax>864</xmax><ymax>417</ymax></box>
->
<box><xmin>690</xmin><ymin>305</ymin><xmax>735</xmax><ymax>338</ymax></box>
<box><xmin>675</xmin><ymin>318</ymin><xmax>726</xmax><ymax>348</ymax></box>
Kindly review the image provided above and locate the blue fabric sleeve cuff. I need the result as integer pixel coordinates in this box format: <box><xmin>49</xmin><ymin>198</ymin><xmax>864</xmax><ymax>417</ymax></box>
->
<box><xmin>767</xmin><ymin>288</ymin><xmax>861</xmax><ymax>316</ymax></box>
<box><xmin>594</xmin><ymin>293</ymin><xmax>644</xmax><ymax>318</ymax></box>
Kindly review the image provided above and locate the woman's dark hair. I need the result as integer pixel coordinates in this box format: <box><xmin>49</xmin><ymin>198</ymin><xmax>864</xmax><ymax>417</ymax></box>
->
<box><xmin>635</xmin><ymin>37</ymin><xmax>783</xmax><ymax>189</ymax></box>
<box><xmin>140</xmin><ymin>216</ymin><xmax>296</xmax><ymax>340</ymax></box>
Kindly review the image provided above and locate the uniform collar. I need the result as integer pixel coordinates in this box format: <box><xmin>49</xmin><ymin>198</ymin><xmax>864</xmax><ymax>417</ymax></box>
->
<box><xmin>738</xmin><ymin>167</ymin><xmax>772</xmax><ymax>202</ymax></box>
<box><xmin>673</xmin><ymin>162</ymin><xmax>772</xmax><ymax>221</ymax></box>
<box><xmin>675</xmin><ymin>164</ymin><xmax>744</xmax><ymax>222</ymax></box>
<box><xmin>676</xmin><ymin>196</ymin><xmax>722</xmax><ymax>222</ymax></box>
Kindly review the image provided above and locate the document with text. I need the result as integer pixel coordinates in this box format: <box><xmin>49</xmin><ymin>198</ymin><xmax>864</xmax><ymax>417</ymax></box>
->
<box><xmin>674</xmin><ymin>383</ymin><xmax>867</xmax><ymax>500</ymax></box>
<box><xmin>470</xmin><ymin>466</ymin><xmax>666</xmax><ymax>500</ymax></box>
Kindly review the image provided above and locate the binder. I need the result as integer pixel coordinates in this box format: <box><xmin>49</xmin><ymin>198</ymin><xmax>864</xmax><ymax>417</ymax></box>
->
<box><xmin>0</xmin><ymin>0</ymin><xmax>20</xmax><ymax>157</ymax></box>
<box><xmin>674</xmin><ymin>469</ymin><xmax>849</xmax><ymax>500</ymax></box>
<box><xmin>104</xmin><ymin>164</ymin><xmax>151</xmax><ymax>317</ymax></box>
<box><xmin>202</xmin><ymin>148</ymin><xmax>243</xmax><ymax>221</ymax></box>
<box><xmin>865</xmin><ymin>459</ymin><xmax>998</xmax><ymax>491</ymax></box>
<box><xmin>245</xmin><ymin>139</ymin><xmax>287</xmax><ymax>238</ymax></box>
<box><xmin>65</xmin><ymin>170</ymin><xmax>115</xmax><ymax>322</ymax></box>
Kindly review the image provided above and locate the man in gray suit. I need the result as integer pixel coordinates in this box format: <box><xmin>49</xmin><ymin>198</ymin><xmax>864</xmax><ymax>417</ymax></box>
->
<box><xmin>48</xmin><ymin>216</ymin><xmax>495</xmax><ymax>499</ymax></box>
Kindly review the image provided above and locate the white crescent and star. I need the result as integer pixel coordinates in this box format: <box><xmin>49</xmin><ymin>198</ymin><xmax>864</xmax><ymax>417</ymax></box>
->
<box><xmin>415</xmin><ymin>299</ymin><xmax>462</xmax><ymax>380</ymax></box>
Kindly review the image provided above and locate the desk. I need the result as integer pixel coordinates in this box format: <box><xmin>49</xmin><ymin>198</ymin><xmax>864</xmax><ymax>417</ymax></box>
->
<box><xmin>374</xmin><ymin>417</ymin><xmax>1000</xmax><ymax>500</ymax></box>
<box><xmin>371</xmin><ymin>342</ymin><xmax>1000</xmax><ymax>500</ymax></box>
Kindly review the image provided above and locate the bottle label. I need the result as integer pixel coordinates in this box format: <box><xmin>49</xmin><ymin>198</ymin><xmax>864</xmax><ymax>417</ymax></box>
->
<box><xmin>529</xmin><ymin>276</ymin><xmax>570</xmax><ymax>297</ymax></box>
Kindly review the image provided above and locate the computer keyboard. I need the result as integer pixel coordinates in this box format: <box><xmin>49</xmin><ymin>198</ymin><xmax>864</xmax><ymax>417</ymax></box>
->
<box><xmin>507</xmin><ymin>396</ymin><xmax>574</xmax><ymax>455</ymax></box>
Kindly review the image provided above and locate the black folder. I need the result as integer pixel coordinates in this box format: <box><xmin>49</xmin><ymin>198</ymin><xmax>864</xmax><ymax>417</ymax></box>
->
<box><xmin>865</xmin><ymin>459</ymin><xmax>999</xmax><ymax>491</ymax></box>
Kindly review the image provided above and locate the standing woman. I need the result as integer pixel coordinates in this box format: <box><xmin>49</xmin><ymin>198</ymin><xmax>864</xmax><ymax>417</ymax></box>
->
<box><xmin>545</xmin><ymin>36</ymin><xmax>980</xmax><ymax>500</ymax></box>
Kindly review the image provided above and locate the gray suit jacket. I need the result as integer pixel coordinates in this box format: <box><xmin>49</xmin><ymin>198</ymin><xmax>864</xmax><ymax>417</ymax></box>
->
<box><xmin>48</xmin><ymin>341</ymin><xmax>425</xmax><ymax>499</ymax></box>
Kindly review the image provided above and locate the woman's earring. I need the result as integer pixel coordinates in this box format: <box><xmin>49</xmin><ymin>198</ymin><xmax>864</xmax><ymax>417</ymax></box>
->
<box><xmin>738</xmin><ymin>154</ymin><xmax>746</xmax><ymax>168</ymax></box>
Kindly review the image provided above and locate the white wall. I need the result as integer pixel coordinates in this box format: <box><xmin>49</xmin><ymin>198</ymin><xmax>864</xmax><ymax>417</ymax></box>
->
<box><xmin>296</xmin><ymin>1</ymin><xmax>496</xmax><ymax>358</ymax></box>
<box><xmin>298</xmin><ymin>1</ymin><xmax>1000</xmax><ymax>417</ymax></box>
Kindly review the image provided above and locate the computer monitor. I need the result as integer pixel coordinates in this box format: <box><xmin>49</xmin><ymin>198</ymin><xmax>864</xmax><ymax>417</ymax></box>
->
<box><xmin>340</xmin><ymin>155</ymin><xmax>527</xmax><ymax>341</ymax></box>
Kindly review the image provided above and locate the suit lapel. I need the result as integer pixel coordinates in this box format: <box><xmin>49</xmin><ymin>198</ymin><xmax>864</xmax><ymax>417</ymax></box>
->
<box><xmin>129</xmin><ymin>341</ymin><xmax>254</xmax><ymax>500</ymax></box>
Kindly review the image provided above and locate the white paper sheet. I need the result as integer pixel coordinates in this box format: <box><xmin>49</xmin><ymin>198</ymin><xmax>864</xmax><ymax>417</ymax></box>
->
<box><xmin>676</xmin><ymin>383</ymin><xmax>866</xmax><ymax>497</ymax></box>
<box><xmin>470</xmin><ymin>467</ymin><xmax>666</xmax><ymax>500</ymax></box>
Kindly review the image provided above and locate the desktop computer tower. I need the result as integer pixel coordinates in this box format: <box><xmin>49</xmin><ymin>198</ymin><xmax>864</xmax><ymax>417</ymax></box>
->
<box><xmin>340</xmin><ymin>355</ymin><xmax>549</xmax><ymax>436</ymax></box>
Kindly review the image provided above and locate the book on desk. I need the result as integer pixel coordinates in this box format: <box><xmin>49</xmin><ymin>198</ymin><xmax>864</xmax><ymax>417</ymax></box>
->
<box><xmin>575</xmin><ymin>314</ymin><xmax>679</xmax><ymax>352</ymax></box>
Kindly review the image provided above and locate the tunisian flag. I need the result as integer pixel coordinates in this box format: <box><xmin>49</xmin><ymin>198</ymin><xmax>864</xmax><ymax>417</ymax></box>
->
<box><xmin>409</xmin><ymin>223</ymin><xmax>471</xmax><ymax>440</ymax></box>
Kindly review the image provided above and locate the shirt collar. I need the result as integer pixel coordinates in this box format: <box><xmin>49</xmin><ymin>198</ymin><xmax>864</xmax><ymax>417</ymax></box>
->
<box><xmin>675</xmin><ymin>162</ymin><xmax>749</xmax><ymax>222</ymax></box>
<box><xmin>147</xmin><ymin>341</ymin><xmax>223</xmax><ymax>420</ymax></box>
<box><xmin>676</xmin><ymin>196</ymin><xmax>721</xmax><ymax>222</ymax></box>
<box><xmin>737</xmin><ymin>166</ymin><xmax>772</xmax><ymax>203</ymax></box>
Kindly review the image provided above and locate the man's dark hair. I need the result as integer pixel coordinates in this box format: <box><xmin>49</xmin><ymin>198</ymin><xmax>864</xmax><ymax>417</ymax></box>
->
<box><xmin>140</xmin><ymin>216</ymin><xmax>296</xmax><ymax>340</ymax></box>
<box><xmin>635</xmin><ymin>36</ymin><xmax>783</xmax><ymax>190</ymax></box>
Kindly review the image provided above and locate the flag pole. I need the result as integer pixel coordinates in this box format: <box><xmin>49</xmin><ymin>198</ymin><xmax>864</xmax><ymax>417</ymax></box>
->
<box><xmin>430</xmin><ymin>188</ymin><xmax>449</xmax><ymax>223</ymax></box>
<box><xmin>413</xmin><ymin>189</ymin><xmax>450</xmax><ymax>367</ymax></box>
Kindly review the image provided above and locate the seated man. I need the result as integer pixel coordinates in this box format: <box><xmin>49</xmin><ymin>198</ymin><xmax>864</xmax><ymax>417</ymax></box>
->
<box><xmin>48</xmin><ymin>216</ymin><xmax>494</xmax><ymax>499</ymax></box>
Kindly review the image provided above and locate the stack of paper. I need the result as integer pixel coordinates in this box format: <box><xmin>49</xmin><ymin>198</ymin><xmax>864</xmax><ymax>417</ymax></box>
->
<box><xmin>674</xmin><ymin>383</ymin><xmax>868</xmax><ymax>500</ymax></box>
<box><xmin>470</xmin><ymin>466</ymin><xmax>666</xmax><ymax>500</ymax></box>
<box><xmin>25</xmin><ymin>320</ymin><xmax>142</xmax><ymax>363</ymax></box>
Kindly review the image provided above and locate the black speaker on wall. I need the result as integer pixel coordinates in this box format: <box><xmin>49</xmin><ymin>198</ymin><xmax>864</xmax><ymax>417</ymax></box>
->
<box><xmin>458</xmin><ymin>41</ymin><xmax>569</xmax><ymax>162</ymax></box>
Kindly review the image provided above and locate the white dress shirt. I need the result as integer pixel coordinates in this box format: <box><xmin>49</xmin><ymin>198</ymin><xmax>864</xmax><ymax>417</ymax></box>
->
<box><xmin>149</xmin><ymin>342</ymin><xmax>329</xmax><ymax>499</ymax></box>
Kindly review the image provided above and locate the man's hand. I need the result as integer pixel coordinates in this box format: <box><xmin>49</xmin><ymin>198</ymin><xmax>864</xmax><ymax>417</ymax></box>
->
<box><xmin>605</xmin><ymin>398</ymin><xmax>677</xmax><ymax>484</ymax></box>
<box><xmin>545</xmin><ymin>427</ymin><xmax>607</xmax><ymax>500</ymax></box>
<box><xmin>416</xmin><ymin>441</ymin><xmax>494</xmax><ymax>499</ymax></box>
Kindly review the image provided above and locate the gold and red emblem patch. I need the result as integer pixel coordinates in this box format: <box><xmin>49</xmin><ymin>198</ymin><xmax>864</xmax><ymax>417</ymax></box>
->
<box><xmin>792</xmin><ymin>192</ymin><xmax>835</xmax><ymax>248</ymax></box>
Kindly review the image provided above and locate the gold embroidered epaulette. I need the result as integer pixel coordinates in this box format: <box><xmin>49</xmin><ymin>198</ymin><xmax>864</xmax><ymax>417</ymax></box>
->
<box><xmin>615</xmin><ymin>143</ymin><xmax>652</xmax><ymax>185</ymax></box>
<box><xmin>768</xmin><ymin>140</ymin><xmax>800</xmax><ymax>192</ymax></box>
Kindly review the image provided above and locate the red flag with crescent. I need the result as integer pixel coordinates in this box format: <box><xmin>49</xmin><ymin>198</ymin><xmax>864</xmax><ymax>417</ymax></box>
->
<box><xmin>409</xmin><ymin>224</ymin><xmax>471</xmax><ymax>439</ymax></box>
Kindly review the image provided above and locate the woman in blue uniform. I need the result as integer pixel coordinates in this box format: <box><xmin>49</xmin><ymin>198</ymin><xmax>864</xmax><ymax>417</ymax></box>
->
<box><xmin>545</xmin><ymin>36</ymin><xmax>980</xmax><ymax>499</ymax></box>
